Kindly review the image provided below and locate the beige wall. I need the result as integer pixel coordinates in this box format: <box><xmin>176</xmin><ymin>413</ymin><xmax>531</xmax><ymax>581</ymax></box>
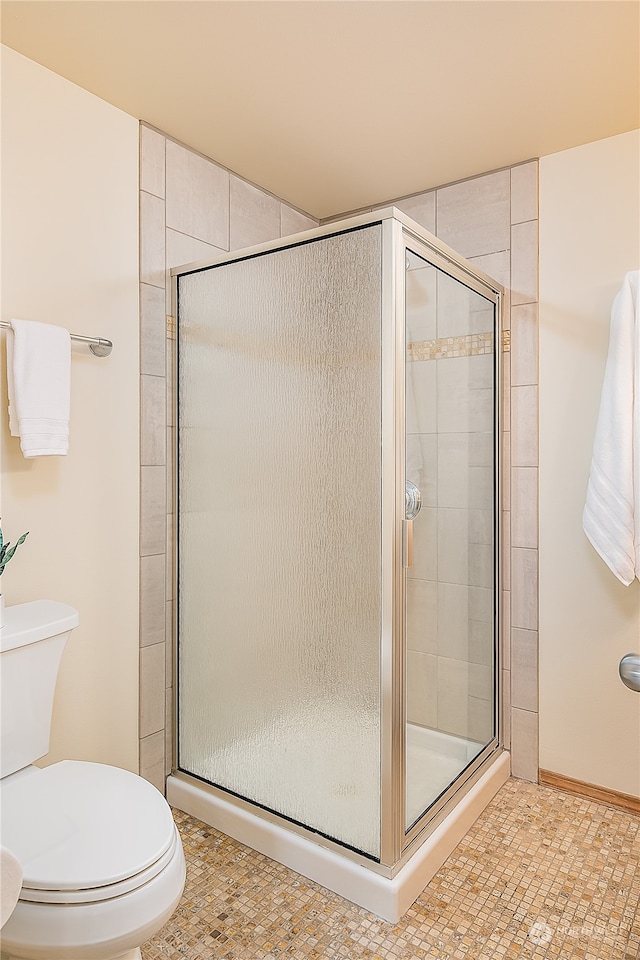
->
<box><xmin>539</xmin><ymin>130</ymin><xmax>640</xmax><ymax>797</ymax></box>
<box><xmin>0</xmin><ymin>47</ymin><xmax>140</xmax><ymax>772</ymax></box>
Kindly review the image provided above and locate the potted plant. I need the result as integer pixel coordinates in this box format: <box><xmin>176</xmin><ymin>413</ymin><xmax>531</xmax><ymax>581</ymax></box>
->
<box><xmin>0</xmin><ymin>521</ymin><xmax>29</xmax><ymax>628</ymax></box>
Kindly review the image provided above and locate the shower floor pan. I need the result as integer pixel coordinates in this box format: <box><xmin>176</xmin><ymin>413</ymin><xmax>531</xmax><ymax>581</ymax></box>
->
<box><xmin>168</xmin><ymin>723</ymin><xmax>509</xmax><ymax>922</ymax></box>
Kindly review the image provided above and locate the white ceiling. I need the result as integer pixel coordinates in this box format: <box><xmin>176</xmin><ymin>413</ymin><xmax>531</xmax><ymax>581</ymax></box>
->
<box><xmin>1</xmin><ymin>1</ymin><xmax>638</xmax><ymax>219</ymax></box>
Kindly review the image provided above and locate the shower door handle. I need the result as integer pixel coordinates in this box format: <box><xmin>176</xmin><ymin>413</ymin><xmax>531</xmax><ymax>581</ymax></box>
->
<box><xmin>403</xmin><ymin>481</ymin><xmax>421</xmax><ymax>568</ymax></box>
<box><xmin>403</xmin><ymin>519</ymin><xmax>413</xmax><ymax>568</ymax></box>
<box><xmin>619</xmin><ymin>654</ymin><xmax>640</xmax><ymax>692</ymax></box>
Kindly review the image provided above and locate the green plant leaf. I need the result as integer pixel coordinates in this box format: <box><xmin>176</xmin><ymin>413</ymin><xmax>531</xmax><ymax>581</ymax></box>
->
<box><xmin>0</xmin><ymin>530</ymin><xmax>28</xmax><ymax>576</ymax></box>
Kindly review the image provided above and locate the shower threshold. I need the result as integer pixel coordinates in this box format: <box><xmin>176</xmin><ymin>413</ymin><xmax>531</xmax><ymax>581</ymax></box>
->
<box><xmin>167</xmin><ymin>750</ymin><xmax>509</xmax><ymax>922</ymax></box>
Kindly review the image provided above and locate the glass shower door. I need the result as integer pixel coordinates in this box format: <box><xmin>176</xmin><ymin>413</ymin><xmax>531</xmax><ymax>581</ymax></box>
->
<box><xmin>177</xmin><ymin>226</ymin><xmax>384</xmax><ymax>859</ymax></box>
<box><xmin>404</xmin><ymin>245</ymin><xmax>498</xmax><ymax>833</ymax></box>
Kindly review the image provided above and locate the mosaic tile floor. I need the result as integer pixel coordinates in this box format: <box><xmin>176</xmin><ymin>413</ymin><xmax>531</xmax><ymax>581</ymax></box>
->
<box><xmin>144</xmin><ymin>778</ymin><xmax>639</xmax><ymax>960</ymax></box>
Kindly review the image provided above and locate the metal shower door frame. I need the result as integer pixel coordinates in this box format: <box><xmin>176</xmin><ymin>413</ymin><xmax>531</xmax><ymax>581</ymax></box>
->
<box><xmin>380</xmin><ymin>214</ymin><xmax>504</xmax><ymax>866</ymax></box>
<box><xmin>171</xmin><ymin>208</ymin><xmax>504</xmax><ymax>876</ymax></box>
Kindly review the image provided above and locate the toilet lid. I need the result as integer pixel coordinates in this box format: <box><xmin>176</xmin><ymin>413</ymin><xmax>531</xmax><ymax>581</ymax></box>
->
<box><xmin>0</xmin><ymin>761</ymin><xmax>177</xmax><ymax>899</ymax></box>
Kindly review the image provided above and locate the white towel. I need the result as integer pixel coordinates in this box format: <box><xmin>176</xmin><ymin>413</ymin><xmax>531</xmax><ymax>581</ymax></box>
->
<box><xmin>582</xmin><ymin>271</ymin><xmax>640</xmax><ymax>585</ymax></box>
<box><xmin>6</xmin><ymin>319</ymin><xmax>71</xmax><ymax>457</ymax></box>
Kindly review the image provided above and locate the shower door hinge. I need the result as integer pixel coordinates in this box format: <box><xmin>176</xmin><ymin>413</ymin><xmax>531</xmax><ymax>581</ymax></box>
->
<box><xmin>502</xmin><ymin>330</ymin><xmax>511</xmax><ymax>352</ymax></box>
<box><xmin>167</xmin><ymin>315</ymin><xmax>176</xmax><ymax>340</ymax></box>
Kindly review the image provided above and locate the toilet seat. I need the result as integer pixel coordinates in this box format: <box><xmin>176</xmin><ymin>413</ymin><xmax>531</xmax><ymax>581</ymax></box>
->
<box><xmin>0</xmin><ymin>760</ymin><xmax>177</xmax><ymax>904</ymax></box>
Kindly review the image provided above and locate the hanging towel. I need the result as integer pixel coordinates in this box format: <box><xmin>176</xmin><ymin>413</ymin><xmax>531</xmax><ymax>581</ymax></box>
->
<box><xmin>582</xmin><ymin>270</ymin><xmax>640</xmax><ymax>585</ymax></box>
<box><xmin>6</xmin><ymin>318</ymin><xmax>71</xmax><ymax>457</ymax></box>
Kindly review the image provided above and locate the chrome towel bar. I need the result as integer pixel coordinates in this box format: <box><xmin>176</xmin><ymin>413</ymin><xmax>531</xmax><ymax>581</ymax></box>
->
<box><xmin>0</xmin><ymin>320</ymin><xmax>112</xmax><ymax>357</ymax></box>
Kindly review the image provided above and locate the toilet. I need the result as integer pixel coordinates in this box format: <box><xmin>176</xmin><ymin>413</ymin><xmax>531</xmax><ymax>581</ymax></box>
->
<box><xmin>0</xmin><ymin>600</ymin><xmax>186</xmax><ymax>960</ymax></box>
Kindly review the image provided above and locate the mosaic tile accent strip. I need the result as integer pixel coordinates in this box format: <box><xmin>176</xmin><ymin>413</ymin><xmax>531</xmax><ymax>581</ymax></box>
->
<box><xmin>408</xmin><ymin>332</ymin><xmax>494</xmax><ymax>361</ymax></box>
<box><xmin>144</xmin><ymin>778</ymin><xmax>639</xmax><ymax>960</ymax></box>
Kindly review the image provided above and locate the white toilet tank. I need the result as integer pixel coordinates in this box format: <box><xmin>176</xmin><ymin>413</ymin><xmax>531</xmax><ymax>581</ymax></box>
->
<box><xmin>0</xmin><ymin>600</ymin><xmax>79</xmax><ymax>778</ymax></box>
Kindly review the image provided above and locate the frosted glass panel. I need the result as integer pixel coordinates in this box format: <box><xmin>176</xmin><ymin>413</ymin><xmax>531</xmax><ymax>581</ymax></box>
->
<box><xmin>177</xmin><ymin>226</ymin><xmax>383</xmax><ymax>858</ymax></box>
<box><xmin>405</xmin><ymin>249</ymin><xmax>496</xmax><ymax>831</ymax></box>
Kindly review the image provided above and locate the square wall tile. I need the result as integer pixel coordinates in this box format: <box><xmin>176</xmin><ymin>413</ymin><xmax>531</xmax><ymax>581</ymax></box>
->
<box><xmin>438</xmin><ymin>433</ymin><xmax>472</xmax><ymax>509</ymax></box>
<box><xmin>468</xmin><ymin>618</ymin><xmax>493</xmax><ymax>665</ymax></box>
<box><xmin>511</xmin><ymin>219</ymin><xmax>538</xmax><ymax>305</ymax></box>
<box><xmin>166</xmin><ymin>228</ymin><xmax>224</xmax><ymax>272</ymax></box>
<box><xmin>140</xmin><ymin>730</ymin><xmax>165</xmax><ymax>792</ymax></box>
<box><xmin>511</xmin><ymin>627</ymin><xmax>538</xmax><ymax>712</ymax></box>
<box><xmin>407</xmin><ymin>651</ymin><xmax>438</xmax><ymax>727</ymax></box>
<box><xmin>141</xmin><ymin>375</ymin><xmax>166</xmax><ymax>466</ymax></box>
<box><xmin>140</xmin><ymin>125</ymin><xmax>165</xmax><ymax>199</ymax></box>
<box><xmin>140</xmin><ymin>641</ymin><xmax>166</xmax><ymax>737</ymax></box>
<box><xmin>140</xmin><ymin>192</ymin><xmax>166</xmax><ymax>288</ymax></box>
<box><xmin>510</xmin><ymin>161</ymin><xmax>538</xmax><ymax>225</ymax></box>
<box><xmin>469</xmin><ymin>507</ymin><xmax>493</xmax><ymax>546</ymax></box>
<box><xmin>436</xmin><ymin>170</ymin><xmax>510</xmax><ymax>259</ymax></box>
<box><xmin>511</xmin><ymin>302</ymin><xmax>538</xmax><ymax>387</ymax></box>
<box><xmin>511</xmin><ymin>466</ymin><xmax>538</xmax><ymax>549</ymax></box>
<box><xmin>469</xmin><ymin>585</ymin><xmax>493</xmax><ymax>623</ymax></box>
<box><xmin>406</xmin><ymin>264</ymin><xmax>437</xmax><ymax>342</ymax></box>
<box><xmin>511</xmin><ymin>385</ymin><xmax>538</xmax><ymax>467</ymax></box>
<box><xmin>468</xmin><ymin>696</ymin><xmax>493</xmax><ymax>743</ymax></box>
<box><xmin>437</xmin><ymin>508</ymin><xmax>469</xmax><ymax>584</ymax></box>
<box><xmin>281</xmin><ymin>204</ymin><xmax>317</xmax><ymax>237</ymax></box>
<box><xmin>140</xmin><ymin>553</ymin><xmax>166</xmax><ymax>647</ymax></box>
<box><xmin>437</xmin><ymin>270</ymin><xmax>493</xmax><ymax>338</ymax></box>
<box><xmin>407</xmin><ymin>360</ymin><xmax>437</xmax><ymax>434</ymax></box>
<box><xmin>166</xmin><ymin>140</ymin><xmax>229</xmax><ymax>249</ymax></box>
<box><xmin>469</xmin><ymin>250</ymin><xmax>510</xmax><ymax>291</ymax></box>
<box><xmin>141</xmin><ymin>283</ymin><xmax>166</xmax><ymax>378</ymax></box>
<box><xmin>411</xmin><ymin>507</ymin><xmax>438</xmax><ymax>581</ymax></box>
<box><xmin>437</xmin><ymin>657</ymin><xmax>492</xmax><ymax>738</ymax></box>
<box><xmin>140</xmin><ymin>465</ymin><xmax>167</xmax><ymax>557</ymax></box>
<box><xmin>407</xmin><ymin>433</ymin><xmax>437</xmax><ymax>507</ymax></box>
<box><xmin>511</xmin><ymin>547</ymin><xmax>538</xmax><ymax>630</ymax></box>
<box><xmin>406</xmin><ymin>578</ymin><xmax>438</xmax><ymax>655</ymax></box>
<box><xmin>166</xmin><ymin>230</ymin><xmax>226</xmax><ymax>313</ymax></box>
<box><xmin>437</xmin><ymin>355</ymin><xmax>494</xmax><ymax>434</ymax></box>
<box><xmin>510</xmin><ymin>707</ymin><xmax>538</xmax><ymax>782</ymax></box>
<box><xmin>469</xmin><ymin>542</ymin><xmax>493</xmax><ymax>589</ymax></box>
<box><xmin>394</xmin><ymin>191</ymin><xmax>436</xmax><ymax>234</ymax></box>
<box><xmin>230</xmin><ymin>176</ymin><xmax>281</xmax><ymax>250</ymax></box>
<box><xmin>437</xmin><ymin>582</ymin><xmax>469</xmax><ymax>659</ymax></box>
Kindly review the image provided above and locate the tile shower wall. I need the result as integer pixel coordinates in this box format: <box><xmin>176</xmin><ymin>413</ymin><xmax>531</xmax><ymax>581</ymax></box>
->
<box><xmin>138</xmin><ymin>123</ymin><xmax>318</xmax><ymax>788</ymax></box>
<box><xmin>405</xmin><ymin>270</ymin><xmax>496</xmax><ymax>745</ymax></box>
<box><xmin>375</xmin><ymin>163</ymin><xmax>539</xmax><ymax>780</ymax></box>
<box><xmin>139</xmin><ymin>122</ymin><xmax>538</xmax><ymax>787</ymax></box>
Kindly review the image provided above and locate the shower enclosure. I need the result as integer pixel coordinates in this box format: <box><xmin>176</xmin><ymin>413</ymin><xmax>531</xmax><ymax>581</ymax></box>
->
<box><xmin>167</xmin><ymin>209</ymin><xmax>509</xmax><ymax>920</ymax></box>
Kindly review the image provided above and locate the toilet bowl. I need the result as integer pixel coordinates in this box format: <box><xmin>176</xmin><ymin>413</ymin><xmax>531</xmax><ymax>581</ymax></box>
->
<box><xmin>0</xmin><ymin>601</ymin><xmax>186</xmax><ymax>960</ymax></box>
